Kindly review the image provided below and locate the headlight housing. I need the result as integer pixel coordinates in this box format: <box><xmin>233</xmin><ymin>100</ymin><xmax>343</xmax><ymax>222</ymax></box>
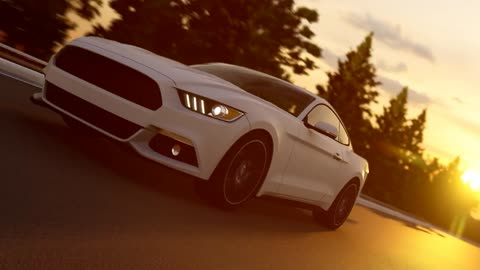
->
<box><xmin>177</xmin><ymin>90</ymin><xmax>244</xmax><ymax>122</ymax></box>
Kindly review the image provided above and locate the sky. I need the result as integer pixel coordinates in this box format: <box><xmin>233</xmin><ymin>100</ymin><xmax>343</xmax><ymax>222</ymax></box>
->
<box><xmin>70</xmin><ymin>0</ymin><xmax>480</xmax><ymax>172</ymax></box>
<box><xmin>292</xmin><ymin>0</ymin><xmax>480</xmax><ymax>172</ymax></box>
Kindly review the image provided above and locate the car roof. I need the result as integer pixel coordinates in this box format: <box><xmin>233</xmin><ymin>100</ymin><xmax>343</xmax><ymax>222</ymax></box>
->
<box><xmin>192</xmin><ymin>63</ymin><xmax>323</xmax><ymax>102</ymax></box>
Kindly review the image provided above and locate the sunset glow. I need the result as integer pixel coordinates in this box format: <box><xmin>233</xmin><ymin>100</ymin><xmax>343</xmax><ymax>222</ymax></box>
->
<box><xmin>291</xmin><ymin>0</ymin><xmax>480</xmax><ymax>168</ymax></box>
<box><xmin>462</xmin><ymin>169</ymin><xmax>480</xmax><ymax>192</ymax></box>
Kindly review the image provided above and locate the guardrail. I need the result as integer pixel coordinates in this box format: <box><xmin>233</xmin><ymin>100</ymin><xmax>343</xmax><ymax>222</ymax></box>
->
<box><xmin>0</xmin><ymin>43</ymin><xmax>45</xmax><ymax>88</ymax></box>
<box><xmin>0</xmin><ymin>43</ymin><xmax>47</xmax><ymax>72</ymax></box>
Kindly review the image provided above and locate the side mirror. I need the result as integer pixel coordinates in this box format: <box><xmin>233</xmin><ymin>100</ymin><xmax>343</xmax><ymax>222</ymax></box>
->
<box><xmin>313</xmin><ymin>121</ymin><xmax>338</xmax><ymax>139</ymax></box>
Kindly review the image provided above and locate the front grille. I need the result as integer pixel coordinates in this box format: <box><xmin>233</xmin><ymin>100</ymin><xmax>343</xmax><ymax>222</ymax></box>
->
<box><xmin>149</xmin><ymin>134</ymin><xmax>198</xmax><ymax>167</ymax></box>
<box><xmin>45</xmin><ymin>82</ymin><xmax>142</xmax><ymax>139</ymax></box>
<box><xmin>54</xmin><ymin>45</ymin><xmax>162</xmax><ymax>110</ymax></box>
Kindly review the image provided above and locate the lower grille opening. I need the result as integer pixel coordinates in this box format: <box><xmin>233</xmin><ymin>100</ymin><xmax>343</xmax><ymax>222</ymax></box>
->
<box><xmin>45</xmin><ymin>82</ymin><xmax>142</xmax><ymax>139</ymax></box>
<box><xmin>149</xmin><ymin>133</ymin><xmax>198</xmax><ymax>167</ymax></box>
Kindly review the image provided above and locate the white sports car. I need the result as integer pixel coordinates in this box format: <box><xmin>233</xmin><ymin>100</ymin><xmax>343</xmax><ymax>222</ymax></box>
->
<box><xmin>36</xmin><ymin>37</ymin><xmax>369</xmax><ymax>229</ymax></box>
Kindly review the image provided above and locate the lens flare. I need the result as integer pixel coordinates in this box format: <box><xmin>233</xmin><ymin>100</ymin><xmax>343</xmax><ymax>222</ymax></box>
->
<box><xmin>461</xmin><ymin>169</ymin><xmax>480</xmax><ymax>191</ymax></box>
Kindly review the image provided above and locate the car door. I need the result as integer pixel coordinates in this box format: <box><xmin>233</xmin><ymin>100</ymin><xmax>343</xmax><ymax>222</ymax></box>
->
<box><xmin>279</xmin><ymin>104</ymin><xmax>349</xmax><ymax>203</ymax></box>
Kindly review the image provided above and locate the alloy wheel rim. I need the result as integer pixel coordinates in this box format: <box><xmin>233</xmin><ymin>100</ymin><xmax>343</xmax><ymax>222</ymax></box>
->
<box><xmin>333</xmin><ymin>185</ymin><xmax>357</xmax><ymax>226</ymax></box>
<box><xmin>223</xmin><ymin>140</ymin><xmax>267</xmax><ymax>205</ymax></box>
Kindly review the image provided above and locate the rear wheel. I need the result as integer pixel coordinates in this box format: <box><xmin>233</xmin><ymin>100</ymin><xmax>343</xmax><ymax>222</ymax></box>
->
<box><xmin>209</xmin><ymin>136</ymin><xmax>271</xmax><ymax>209</ymax></box>
<box><xmin>313</xmin><ymin>182</ymin><xmax>359</xmax><ymax>230</ymax></box>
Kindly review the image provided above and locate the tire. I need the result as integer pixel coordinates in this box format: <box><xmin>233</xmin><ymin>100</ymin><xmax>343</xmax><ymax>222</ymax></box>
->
<box><xmin>208</xmin><ymin>135</ymin><xmax>271</xmax><ymax>209</ymax></box>
<box><xmin>313</xmin><ymin>181</ymin><xmax>359</xmax><ymax>230</ymax></box>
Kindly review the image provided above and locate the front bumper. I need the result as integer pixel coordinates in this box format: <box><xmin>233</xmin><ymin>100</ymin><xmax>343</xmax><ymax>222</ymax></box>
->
<box><xmin>42</xmin><ymin>62</ymin><xmax>251</xmax><ymax>180</ymax></box>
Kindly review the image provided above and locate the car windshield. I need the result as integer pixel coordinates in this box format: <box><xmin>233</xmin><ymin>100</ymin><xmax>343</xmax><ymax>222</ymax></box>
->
<box><xmin>191</xmin><ymin>64</ymin><xmax>315</xmax><ymax>117</ymax></box>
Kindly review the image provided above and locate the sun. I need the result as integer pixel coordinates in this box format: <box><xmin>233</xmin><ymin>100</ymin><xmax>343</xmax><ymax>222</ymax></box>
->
<box><xmin>461</xmin><ymin>169</ymin><xmax>480</xmax><ymax>192</ymax></box>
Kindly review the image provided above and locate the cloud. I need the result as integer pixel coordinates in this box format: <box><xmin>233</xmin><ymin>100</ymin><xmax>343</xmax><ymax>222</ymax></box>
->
<box><xmin>317</xmin><ymin>49</ymin><xmax>429</xmax><ymax>105</ymax></box>
<box><xmin>377</xmin><ymin>75</ymin><xmax>431</xmax><ymax>105</ymax></box>
<box><xmin>432</xmin><ymin>96</ymin><xmax>466</xmax><ymax>108</ymax></box>
<box><xmin>320</xmin><ymin>47</ymin><xmax>341</xmax><ymax>69</ymax></box>
<box><xmin>408</xmin><ymin>90</ymin><xmax>431</xmax><ymax>105</ymax></box>
<box><xmin>377</xmin><ymin>60</ymin><xmax>408</xmax><ymax>73</ymax></box>
<box><xmin>345</xmin><ymin>13</ymin><xmax>435</xmax><ymax>63</ymax></box>
<box><xmin>440</xmin><ymin>111</ymin><xmax>480</xmax><ymax>139</ymax></box>
<box><xmin>452</xmin><ymin>97</ymin><xmax>464</xmax><ymax>104</ymax></box>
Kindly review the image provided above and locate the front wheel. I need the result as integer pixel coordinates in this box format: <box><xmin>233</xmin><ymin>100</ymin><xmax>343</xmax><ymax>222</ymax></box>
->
<box><xmin>313</xmin><ymin>182</ymin><xmax>359</xmax><ymax>230</ymax></box>
<box><xmin>209</xmin><ymin>136</ymin><xmax>271</xmax><ymax>209</ymax></box>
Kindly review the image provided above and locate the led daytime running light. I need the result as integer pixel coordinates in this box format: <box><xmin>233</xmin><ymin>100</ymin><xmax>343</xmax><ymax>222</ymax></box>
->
<box><xmin>178</xmin><ymin>90</ymin><xmax>244</xmax><ymax>122</ymax></box>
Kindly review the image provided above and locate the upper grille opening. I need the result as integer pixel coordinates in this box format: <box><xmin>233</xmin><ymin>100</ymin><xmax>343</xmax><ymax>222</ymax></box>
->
<box><xmin>54</xmin><ymin>45</ymin><xmax>162</xmax><ymax>110</ymax></box>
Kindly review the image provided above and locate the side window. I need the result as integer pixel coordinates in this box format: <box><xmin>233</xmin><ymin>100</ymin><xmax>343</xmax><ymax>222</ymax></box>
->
<box><xmin>306</xmin><ymin>105</ymin><xmax>339</xmax><ymax>129</ymax></box>
<box><xmin>338</xmin><ymin>123</ymin><xmax>349</xmax><ymax>145</ymax></box>
<box><xmin>305</xmin><ymin>104</ymin><xmax>350</xmax><ymax>145</ymax></box>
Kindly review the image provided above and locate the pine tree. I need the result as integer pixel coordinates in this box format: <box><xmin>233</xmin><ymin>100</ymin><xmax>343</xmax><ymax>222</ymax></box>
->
<box><xmin>376</xmin><ymin>87</ymin><xmax>408</xmax><ymax>150</ymax></box>
<box><xmin>427</xmin><ymin>157</ymin><xmax>478</xmax><ymax>229</ymax></box>
<box><xmin>92</xmin><ymin>0</ymin><xmax>321</xmax><ymax>79</ymax></box>
<box><xmin>317</xmin><ymin>33</ymin><xmax>379</xmax><ymax>155</ymax></box>
<box><xmin>374</xmin><ymin>88</ymin><xmax>427</xmax><ymax>167</ymax></box>
<box><xmin>91</xmin><ymin>0</ymin><xmax>187</xmax><ymax>64</ymax></box>
<box><xmin>0</xmin><ymin>0</ymin><xmax>102</xmax><ymax>60</ymax></box>
<box><xmin>363</xmin><ymin>87</ymin><xmax>428</xmax><ymax>205</ymax></box>
<box><xmin>405</xmin><ymin>109</ymin><xmax>427</xmax><ymax>156</ymax></box>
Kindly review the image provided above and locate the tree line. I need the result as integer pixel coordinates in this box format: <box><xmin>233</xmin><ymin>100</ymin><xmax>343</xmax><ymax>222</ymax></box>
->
<box><xmin>319</xmin><ymin>34</ymin><xmax>478</xmax><ymax>236</ymax></box>
<box><xmin>1</xmin><ymin>0</ymin><xmax>478</xmax><ymax>240</ymax></box>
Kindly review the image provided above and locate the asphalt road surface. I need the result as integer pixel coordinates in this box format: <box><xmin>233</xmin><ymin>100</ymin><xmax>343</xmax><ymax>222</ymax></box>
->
<box><xmin>1</xmin><ymin>74</ymin><xmax>479</xmax><ymax>270</ymax></box>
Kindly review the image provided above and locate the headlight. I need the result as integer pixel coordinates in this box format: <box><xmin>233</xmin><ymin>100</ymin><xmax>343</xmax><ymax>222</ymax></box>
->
<box><xmin>177</xmin><ymin>90</ymin><xmax>244</xmax><ymax>122</ymax></box>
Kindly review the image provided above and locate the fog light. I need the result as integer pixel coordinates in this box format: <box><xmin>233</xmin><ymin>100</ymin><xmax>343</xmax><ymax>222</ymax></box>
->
<box><xmin>172</xmin><ymin>144</ymin><xmax>181</xmax><ymax>156</ymax></box>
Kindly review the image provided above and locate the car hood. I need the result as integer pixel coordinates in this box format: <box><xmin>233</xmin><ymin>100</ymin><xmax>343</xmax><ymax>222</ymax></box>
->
<box><xmin>75</xmin><ymin>37</ymin><xmax>245</xmax><ymax>93</ymax></box>
<box><xmin>73</xmin><ymin>37</ymin><xmax>304</xmax><ymax>119</ymax></box>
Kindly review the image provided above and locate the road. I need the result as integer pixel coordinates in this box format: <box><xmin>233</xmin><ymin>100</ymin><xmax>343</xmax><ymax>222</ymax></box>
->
<box><xmin>0</xmin><ymin>74</ymin><xmax>479</xmax><ymax>270</ymax></box>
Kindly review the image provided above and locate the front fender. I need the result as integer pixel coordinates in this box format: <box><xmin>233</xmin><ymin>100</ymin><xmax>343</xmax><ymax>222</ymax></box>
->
<box><xmin>244</xmin><ymin>112</ymin><xmax>301</xmax><ymax>196</ymax></box>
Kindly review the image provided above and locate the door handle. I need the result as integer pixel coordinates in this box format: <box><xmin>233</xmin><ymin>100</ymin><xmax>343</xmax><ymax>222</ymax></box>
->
<box><xmin>333</xmin><ymin>152</ymin><xmax>342</xmax><ymax>161</ymax></box>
